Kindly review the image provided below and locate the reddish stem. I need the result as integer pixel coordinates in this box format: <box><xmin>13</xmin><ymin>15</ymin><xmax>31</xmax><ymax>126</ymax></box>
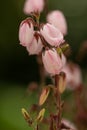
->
<box><xmin>55</xmin><ymin>74</ymin><xmax>62</xmax><ymax>130</ymax></box>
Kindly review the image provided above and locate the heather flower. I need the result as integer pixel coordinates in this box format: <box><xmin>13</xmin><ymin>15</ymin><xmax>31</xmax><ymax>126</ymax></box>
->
<box><xmin>40</xmin><ymin>23</ymin><xmax>64</xmax><ymax>47</ymax></box>
<box><xmin>61</xmin><ymin>118</ymin><xmax>77</xmax><ymax>130</ymax></box>
<box><xmin>24</xmin><ymin>0</ymin><xmax>44</xmax><ymax>15</ymax></box>
<box><xmin>19</xmin><ymin>19</ymin><xmax>34</xmax><ymax>47</ymax></box>
<box><xmin>47</xmin><ymin>10</ymin><xmax>67</xmax><ymax>35</ymax></box>
<box><xmin>42</xmin><ymin>48</ymin><xmax>65</xmax><ymax>75</ymax></box>
<box><xmin>63</xmin><ymin>63</ymin><xmax>82</xmax><ymax>90</ymax></box>
<box><xmin>26</xmin><ymin>32</ymin><xmax>43</xmax><ymax>55</ymax></box>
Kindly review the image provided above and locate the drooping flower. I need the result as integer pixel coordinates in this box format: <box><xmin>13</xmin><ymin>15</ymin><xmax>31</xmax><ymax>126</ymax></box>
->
<box><xmin>19</xmin><ymin>19</ymin><xmax>34</xmax><ymax>47</ymax></box>
<box><xmin>62</xmin><ymin>62</ymin><xmax>82</xmax><ymax>90</ymax></box>
<box><xmin>61</xmin><ymin>118</ymin><xmax>77</xmax><ymax>130</ymax></box>
<box><xmin>26</xmin><ymin>32</ymin><xmax>43</xmax><ymax>55</ymax></box>
<box><xmin>42</xmin><ymin>48</ymin><xmax>66</xmax><ymax>75</ymax></box>
<box><xmin>40</xmin><ymin>23</ymin><xmax>64</xmax><ymax>47</ymax></box>
<box><xmin>47</xmin><ymin>10</ymin><xmax>67</xmax><ymax>36</ymax></box>
<box><xmin>24</xmin><ymin>0</ymin><xmax>44</xmax><ymax>15</ymax></box>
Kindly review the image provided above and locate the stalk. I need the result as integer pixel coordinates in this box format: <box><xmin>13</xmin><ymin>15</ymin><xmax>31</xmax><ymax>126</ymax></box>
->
<box><xmin>55</xmin><ymin>74</ymin><xmax>62</xmax><ymax>130</ymax></box>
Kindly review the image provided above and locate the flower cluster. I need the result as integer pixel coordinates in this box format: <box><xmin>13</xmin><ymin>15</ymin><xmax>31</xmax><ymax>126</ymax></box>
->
<box><xmin>19</xmin><ymin>1</ymin><xmax>82</xmax><ymax>130</ymax></box>
<box><xmin>19</xmin><ymin>0</ymin><xmax>67</xmax><ymax>75</ymax></box>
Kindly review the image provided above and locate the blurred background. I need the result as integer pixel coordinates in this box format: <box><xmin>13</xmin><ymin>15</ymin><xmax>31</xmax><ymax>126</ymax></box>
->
<box><xmin>0</xmin><ymin>0</ymin><xmax>87</xmax><ymax>130</ymax></box>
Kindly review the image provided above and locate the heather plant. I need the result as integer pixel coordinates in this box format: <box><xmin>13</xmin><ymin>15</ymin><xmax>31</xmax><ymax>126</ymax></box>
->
<box><xmin>18</xmin><ymin>0</ymin><xmax>86</xmax><ymax>130</ymax></box>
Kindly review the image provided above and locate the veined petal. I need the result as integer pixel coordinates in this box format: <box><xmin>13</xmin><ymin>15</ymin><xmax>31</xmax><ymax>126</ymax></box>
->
<box><xmin>40</xmin><ymin>23</ymin><xmax>63</xmax><ymax>47</ymax></box>
<box><xmin>26</xmin><ymin>32</ymin><xmax>43</xmax><ymax>55</ymax></box>
<box><xmin>42</xmin><ymin>49</ymin><xmax>64</xmax><ymax>75</ymax></box>
<box><xmin>19</xmin><ymin>19</ymin><xmax>34</xmax><ymax>47</ymax></box>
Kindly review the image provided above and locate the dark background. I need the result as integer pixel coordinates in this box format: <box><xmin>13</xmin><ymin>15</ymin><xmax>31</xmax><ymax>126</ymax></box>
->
<box><xmin>0</xmin><ymin>1</ymin><xmax>87</xmax><ymax>130</ymax></box>
<box><xmin>0</xmin><ymin>0</ymin><xmax>87</xmax><ymax>84</ymax></box>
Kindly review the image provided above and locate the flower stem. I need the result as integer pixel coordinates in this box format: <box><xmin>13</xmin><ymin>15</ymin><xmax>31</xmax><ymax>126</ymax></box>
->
<box><xmin>55</xmin><ymin>74</ymin><xmax>62</xmax><ymax>130</ymax></box>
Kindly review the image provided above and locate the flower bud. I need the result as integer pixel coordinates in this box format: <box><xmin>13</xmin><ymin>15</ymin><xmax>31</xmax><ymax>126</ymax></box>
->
<box><xmin>24</xmin><ymin>0</ymin><xmax>44</xmax><ymax>15</ymax></box>
<box><xmin>36</xmin><ymin>108</ymin><xmax>45</xmax><ymax>123</ymax></box>
<box><xmin>47</xmin><ymin>10</ymin><xmax>67</xmax><ymax>36</ymax></box>
<box><xmin>39</xmin><ymin>87</ymin><xmax>50</xmax><ymax>106</ymax></box>
<box><xmin>26</xmin><ymin>32</ymin><xmax>43</xmax><ymax>55</ymax></box>
<box><xmin>58</xmin><ymin>72</ymin><xmax>66</xmax><ymax>94</ymax></box>
<box><xmin>40</xmin><ymin>23</ymin><xmax>64</xmax><ymax>47</ymax></box>
<box><xmin>21</xmin><ymin>108</ymin><xmax>32</xmax><ymax>126</ymax></box>
<box><xmin>42</xmin><ymin>48</ymin><xmax>65</xmax><ymax>75</ymax></box>
<box><xmin>19</xmin><ymin>19</ymin><xmax>34</xmax><ymax>47</ymax></box>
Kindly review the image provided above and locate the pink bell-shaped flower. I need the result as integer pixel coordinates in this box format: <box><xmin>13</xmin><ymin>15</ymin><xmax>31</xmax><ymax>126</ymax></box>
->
<box><xmin>19</xmin><ymin>19</ymin><xmax>34</xmax><ymax>47</ymax></box>
<box><xmin>26</xmin><ymin>32</ymin><xmax>43</xmax><ymax>55</ymax></box>
<box><xmin>24</xmin><ymin>0</ymin><xmax>44</xmax><ymax>15</ymax></box>
<box><xmin>47</xmin><ymin>10</ymin><xmax>67</xmax><ymax>36</ymax></box>
<box><xmin>61</xmin><ymin>118</ymin><xmax>77</xmax><ymax>130</ymax></box>
<box><xmin>40</xmin><ymin>23</ymin><xmax>64</xmax><ymax>47</ymax></box>
<box><xmin>42</xmin><ymin>48</ymin><xmax>65</xmax><ymax>75</ymax></box>
<box><xmin>62</xmin><ymin>62</ymin><xmax>82</xmax><ymax>90</ymax></box>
